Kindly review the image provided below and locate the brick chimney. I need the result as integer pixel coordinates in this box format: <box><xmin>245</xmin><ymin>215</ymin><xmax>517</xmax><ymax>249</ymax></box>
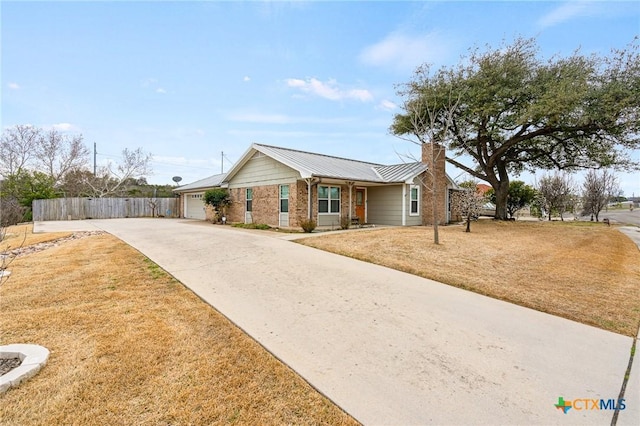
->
<box><xmin>421</xmin><ymin>142</ymin><xmax>448</xmax><ymax>225</ymax></box>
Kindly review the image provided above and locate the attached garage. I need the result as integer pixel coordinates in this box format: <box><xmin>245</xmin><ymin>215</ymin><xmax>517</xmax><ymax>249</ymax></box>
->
<box><xmin>173</xmin><ymin>173</ymin><xmax>227</xmax><ymax>220</ymax></box>
<box><xmin>185</xmin><ymin>193</ymin><xmax>206</xmax><ymax>220</ymax></box>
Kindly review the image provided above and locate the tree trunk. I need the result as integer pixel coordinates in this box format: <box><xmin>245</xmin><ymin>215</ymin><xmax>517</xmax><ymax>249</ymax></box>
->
<box><xmin>433</xmin><ymin>192</ymin><xmax>439</xmax><ymax>244</ymax></box>
<box><xmin>492</xmin><ymin>181</ymin><xmax>510</xmax><ymax>220</ymax></box>
<box><xmin>465</xmin><ymin>216</ymin><xmax>471</xmax><ymax>232</ymax></box>
<box><xmin>431</xmin><ymin>143</ymin><xmax>440</xmax><ymax>245</ymax></box>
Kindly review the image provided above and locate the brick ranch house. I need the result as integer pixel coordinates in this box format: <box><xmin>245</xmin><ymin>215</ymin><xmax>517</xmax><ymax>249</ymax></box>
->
<box><xmin>173</xmin><ymin>143</ymin><xmax>459</xmax><ymax>228</ymax></box>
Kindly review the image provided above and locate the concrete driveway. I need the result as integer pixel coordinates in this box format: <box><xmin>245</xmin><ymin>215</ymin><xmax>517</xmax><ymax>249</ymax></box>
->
<box><xmin>35</xmin><ymin>218</ymin><xmax>638</xmax><ymax>425</ymax></box>
<box><xmin>603</xmin><ymin>209</ymin><xmax>640</xmax><ymax>227</ymax></box>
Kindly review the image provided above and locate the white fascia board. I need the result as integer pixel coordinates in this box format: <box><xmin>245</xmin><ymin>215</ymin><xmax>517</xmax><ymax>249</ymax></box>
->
<box><xmin>402</xmin><ymin>166</ymin><xmax>428</xmax><ymax>184</ymax></box>
<box><xmin>222</xmin><ymin>144</ymin><xmax>259</xmax><ymax>183</ymax></box>
<box><xmin>298</xmin><ymin>169</ymin><xmax>313</xmax><ymax>179</ymax></box>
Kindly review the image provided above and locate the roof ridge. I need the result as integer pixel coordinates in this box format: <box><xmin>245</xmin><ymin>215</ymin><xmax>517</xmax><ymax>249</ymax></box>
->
<box><xmin>371</xmin><ymin>165</ymin><xmax>384</xmax><ymax>180</ymax></box>
<box><xmin>376</xmin><ymin>161</ymin><xmax>423</xmax><ymax>169</ymax></box>
<box><xmin>254</xmin><ymin>143</ymin><xmax>384</xmax><ymax>167</ymax></box>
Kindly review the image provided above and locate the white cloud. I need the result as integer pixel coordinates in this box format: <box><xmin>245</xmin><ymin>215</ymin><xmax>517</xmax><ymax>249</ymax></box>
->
<box><xmin>537</xmin><ymin>1</ymin><xmax>597</xmax><ymax>29</ymax></box>
<box><xmin>140</xmin><ymin>78</ymin><xmax>158</xmax><ymax>88</ymax></box>
<box><xmin>227</xmin><ymin>111</ymin><xmax>355</xmax><ymax>125</ymax></box>
<box><xmin>8</xmin><ymin>82</ymin><xmax>20</xmax><ymax>90</ymax></box>
<box><xmin>348</xmin><ymin>88</ymin><xmax>374</xmax><ymax>102</ymax></box>
<box><xmin>52</xmin><ymin>123</ymin><xmax>77</xmax><ymax>131</ymax></box>
<box><xmin>243</xmin><ymin>76</ymin><xmax>251</xmax><ymax>82</ymax></box>
<box><xmin>227</xmin><ymin>129</ymin><xmax>315</xmax><ymax>138</ymax></box>
<box><xmin>227</xmin><ymin>113</ymin><xmax>293</xmax><ymax>124</ymax></box>
<box><xmin>141</xmin><ymin>78</ymin><xmax>167</xmax><ymax>93</ymax></box>
<box><xmin>285</xmin><ymin>78</ymin><xmax>373</xmax><ymax>102</ymax></box>
<box><xmin>359</xmin><ymin>31</ymin><xmax>452</xmax><ymax>72</ymax></box>
<box><xmin>152</xmin><ymin>155</ymin><xmax>212</xmax><ymax>167</ymax></box>
<box><xmin>376</xmin><ymin>100</ymin><xmax>397</xmax><ymax>111</ymax></box>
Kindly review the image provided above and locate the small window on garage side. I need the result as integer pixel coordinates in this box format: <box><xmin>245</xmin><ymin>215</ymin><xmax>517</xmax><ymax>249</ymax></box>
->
<box><xmin>246</xmin><ymin>188</ymin><xmax>253</xmax><ymax>212</ymax></box>
<box><xmin>279</xmin><ymin>185</ymin><xmax>289</xmax><ymax>213</ymax></box>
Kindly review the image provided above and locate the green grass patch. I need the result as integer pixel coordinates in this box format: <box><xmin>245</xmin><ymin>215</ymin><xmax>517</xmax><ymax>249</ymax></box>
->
<box><xmin>232</xmin><ymin>223</ymin><xmax>271</xmax><ymax>230</ymax></box>
<box><xmin>143</xmin><ymin>257</ymin><xmax>165</xmax><ymax>279</ymax></box>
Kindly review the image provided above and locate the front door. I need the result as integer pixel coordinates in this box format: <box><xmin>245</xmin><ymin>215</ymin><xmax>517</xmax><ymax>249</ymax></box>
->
<box><xmin>355</xmin><ymin>188</ymin><xmax>365</xmax><ymax>223</ymax></box>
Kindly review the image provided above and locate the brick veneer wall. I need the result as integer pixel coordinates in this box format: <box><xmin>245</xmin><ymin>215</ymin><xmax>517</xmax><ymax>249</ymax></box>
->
<box><xmin>225</xmin><ymin>187</ymin><xmax>245</xmax><ymax>223</ymax></box>
<box><xmin>226</xmin><ymin>183</ymin><xmax>308</xmax><ymax>228</ymax></box>
<box><xmin>293</xmin><ymin>180</ymin><xmax>309</xmax><ymax>227</ymax></box>
<box><xmin>225</xmin><ymin>181</ymin><xmax>357</xmax><ymax>229</ymax></box>
<box><xmin>226</xmin><ymin>185</ymin><xmax>279</xmax><ymax>226</ymax></box>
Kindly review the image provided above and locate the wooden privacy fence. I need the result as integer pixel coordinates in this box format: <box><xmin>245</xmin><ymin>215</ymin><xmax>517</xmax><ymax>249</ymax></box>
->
<box><xmin>33</xmin><ymin>197</ymin><xmax>180</xmax><ymax>221</ymax></box>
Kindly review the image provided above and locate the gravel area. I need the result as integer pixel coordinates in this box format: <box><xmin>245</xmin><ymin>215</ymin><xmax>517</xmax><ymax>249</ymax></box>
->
<box><xmin>0</xmin><ymin>358</ymin><xmax>22</xmax><ymax>376</ymax></box>
<box><xmin>4</xmin><ymin>231</ymin><xmax>105</xmax><ymax>258</ymax></box>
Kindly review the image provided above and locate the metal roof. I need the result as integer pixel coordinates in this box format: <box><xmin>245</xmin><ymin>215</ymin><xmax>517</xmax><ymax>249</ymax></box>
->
<box><xmin>172</xmin><ymin>173</ymin><xmax>227</xmax><ymax>192</ymax></box>
<box><xmin>176</xmin><ymin>143</ymin><xmax>457</xmax><ymax>191</ymax></box>
<box><xmin>374</xmin><ymin>162</ymin><xmax>428</xmax><ymax>183</ymax></box>
<box><xmin>230</xmin><ymin>143</ymin><xmax>428</xmax><ymax>183</ymax></box>
<box><xmin>251</xmin><ymin>144</ymin><xmax>384</xmax><ymax>181</ymax></box>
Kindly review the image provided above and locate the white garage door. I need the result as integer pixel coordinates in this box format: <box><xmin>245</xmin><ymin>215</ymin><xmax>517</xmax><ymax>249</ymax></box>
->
<box><xmin>186</xmin><ymin>193</ymin><xmax>206</xmax><ymax>220</ymax></box>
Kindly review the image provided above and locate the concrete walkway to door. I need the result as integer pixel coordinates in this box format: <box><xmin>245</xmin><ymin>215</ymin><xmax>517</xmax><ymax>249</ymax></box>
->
<box><xmin>34</xmin><ymin>218</ymin><xmax>638</xmax><ymax>425</ymax></box>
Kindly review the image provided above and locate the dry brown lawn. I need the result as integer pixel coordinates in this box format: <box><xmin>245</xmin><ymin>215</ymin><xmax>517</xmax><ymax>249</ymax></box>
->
<box><xmin>298</xmin><ymin>220</ymin><xmax>640</xmax><ymax>337</ymax></box>
<box><xmin>0</xmin><ymin>223</ymin><xmax>71</xmax><ymax>252</ymax></box>
<box><xmin>0</xmin><ymin>227</ymin><xmax>358</xmax><ymax>425</ymax></box>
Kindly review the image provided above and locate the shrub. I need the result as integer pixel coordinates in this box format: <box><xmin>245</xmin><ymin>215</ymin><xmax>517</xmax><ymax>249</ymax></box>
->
<box><xmin>340</xmin><ymin>216</ymin><xmax>351</xmax><ymax>230</ymax></box>
<box><xmin>0</xmin><ymin>197</ymin><xmax>26</xmax><ymax>228</ymax></box>
<box><xmin>203</xmin><ymin>188</ymin><xmax>231</xmax><ymax>210</ymax></box>
<box><xmin>299</xmin><ymin>218</ymin><xmax>316</xmax><ymax>233</ymax></box>
<box><xmin>204</xmin><ymin>188</ymin><xmax>231</xmax><ymax>223</ymax></box>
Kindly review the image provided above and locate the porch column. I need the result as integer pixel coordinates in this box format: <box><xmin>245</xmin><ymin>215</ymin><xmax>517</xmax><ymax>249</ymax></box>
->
<box><xmin>305</xmin><ymin>178</ymin><xmax>313</xmax><ymax>220</ymax></box>
<box><xmin>402</xmin><ymin>184</ymin><xmax>406</xmax><ymax>226</ymax></box>
<box><xmin>346</xmin><ymin>181</ymin><xmax>355</xmax><ymax>220</ymax></box>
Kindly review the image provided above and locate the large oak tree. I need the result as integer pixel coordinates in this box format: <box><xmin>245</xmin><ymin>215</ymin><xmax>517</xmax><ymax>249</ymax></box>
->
<box><xmin>391</xmin><ymin>38</ymin><xmax>640</xmax><ymax>220</ymax></box>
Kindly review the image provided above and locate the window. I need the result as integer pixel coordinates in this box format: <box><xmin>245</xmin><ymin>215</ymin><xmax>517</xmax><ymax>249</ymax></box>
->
<box><xmin>279</xmin><ymin>185</ymin><xmax>289</xmax><ymax>213</ymax></box>
<box><xmin>246</xmin><ymin>188</ymin><xmax>252</xmax><ymax>212</ymax></box>
<box><xmin>318</xmin><ymin>185</ymin><xmax>340</xmax><ymax>213</ymax></box>
<box><xmin>410</xmin><ymin>185</ymin><xmax>419</xmax><ymax>215</ymax></box>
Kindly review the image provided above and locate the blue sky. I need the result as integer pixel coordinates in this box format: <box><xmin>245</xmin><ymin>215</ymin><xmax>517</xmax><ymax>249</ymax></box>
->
<box><xmin>2</xmin><ymin>0</ymin><xmax>639</xmax><ymax>196</ymax></box>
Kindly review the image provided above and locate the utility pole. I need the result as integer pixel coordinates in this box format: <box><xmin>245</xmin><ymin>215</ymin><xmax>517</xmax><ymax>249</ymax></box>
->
<box><xmin>93</xmin><ymin>142</ymin><xmax>97</xmax><ymax>175</ymax></box>
<box><xmin>221</xmin><ymin>151</ymin><xmax>224</xmax><ymax>174</ymax></box>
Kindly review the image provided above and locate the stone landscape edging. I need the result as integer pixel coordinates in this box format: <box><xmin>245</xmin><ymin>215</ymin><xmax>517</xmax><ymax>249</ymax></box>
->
<box><xmin>0</xmin><ymin>344</ymin><xmax>50</xmax><ymax>393</ymax></box>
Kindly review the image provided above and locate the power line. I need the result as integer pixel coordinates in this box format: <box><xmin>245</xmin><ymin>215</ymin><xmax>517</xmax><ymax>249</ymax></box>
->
<box><xmin>95</xmin><ymin>151</ymin><xmax>226</xmax><ymax>172</ymax></box>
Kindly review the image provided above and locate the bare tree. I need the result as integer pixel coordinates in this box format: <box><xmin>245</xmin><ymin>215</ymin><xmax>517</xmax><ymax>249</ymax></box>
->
<box><xmin>582</xmin><ymin>169</ymin><xmax>619</xmax><ymax>221</ymax></box>
<box><xmin>393</xmin><ymin>65</ymin><xmax>461</xmax><ymax>244</ymax></box>
<box><xmin>451</xmin><ymin>186</ymin><xmax>487</xmax><ymax>232</ymax></box>
<box><xmin>1</xmin><ymin>125</ymin><xmax>90</xmax><ymax>189</ymax></box>
<box><xmin>0</xmin><ymin>125</ymin><xmax>41</xmax><ymax>176</ymax></box>
<box><xmin>84</xmin><ymin>147</ymin><xmax>153</xmax><ymax>197</ymax></box>
<box><xmin>536</xmin><ymin>173</ymin><xmax>575</xmax><ymax>221</ymax></box>
<box><xmin>58</xmin><ymin>169</ymin><xmax>95</xmax><ymax>197</ymax></box>
<box><xmin>147</xmin><ymin>198</ymin><xmax>158</xmax><ymax>217</ymax></box>
<box><xmin>0</xmin><ymin>196</ymin><xmax>26</xmax><ymax>229</ymax></box>
<box><xmin>0</xmin><ymin>196</ymin><xmax>27</xmax><ymax>287</ymax></box>
<box><xmin>36</xmin><ymin>129</ymin><xmax>90</xmax><ymax>185</ymax></box>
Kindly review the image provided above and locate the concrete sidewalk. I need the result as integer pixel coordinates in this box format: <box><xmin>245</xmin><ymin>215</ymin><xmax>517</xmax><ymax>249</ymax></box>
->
<box><xmin>35</xmin><ymin>219</ymin><xmax>638</xmax><ymax>425</ymax></box>
<box><xmin>618</xmin><ymin>226</ymin><xmax>640</xmax><ymax>251</ymax></box>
